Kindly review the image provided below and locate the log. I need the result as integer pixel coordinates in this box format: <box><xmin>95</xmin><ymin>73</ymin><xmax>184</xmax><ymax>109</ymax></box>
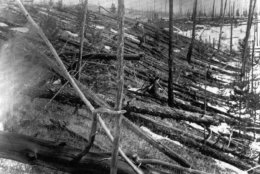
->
<box><xmin>22</xmin><ymin>88</ymin><xmax>218</xmax><ymax>126</ymax></box>
<box><xmin>125</xmin><ymin>100</ymin><xmax>219</xmax><ymax>126</ymax></box>
<box><xmin>61</xmin><ymin>53</ymin><xmax>143</xmax><ymax>61</ymax></box>
<box><xmin>122</xmin><ymin>117</ymin><xmax>191</xmax><ymax>168</ymax></box>
<box><xmin>126</xmin><ymin>113</ymin><xmax>257</xmax><ymax>171</ymax></box>
<box><xmin>0</xmin><ymin>131</ymin><xmax>138</xmax><ymax>174</ymax></box>
<box><xmin>22</xmin><ymin>87</ymin><xmax>191</xmax><ymax>168</ymax></box>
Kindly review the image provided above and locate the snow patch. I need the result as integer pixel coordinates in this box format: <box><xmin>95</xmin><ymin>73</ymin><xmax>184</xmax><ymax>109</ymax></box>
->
<box><xmin>186</xmin><ymin>122</ymin><xmax>204</xmax><ymax>131</ymax></box>
<box><xmin>128</xmin><ymin>87</ymin><xmax>140</xmax><ymax>92</ymax></box>
<box><xmin>173</xmin><ymin>48</ymin><xmax>180</xmax><ymax>53</ymax></box>
<box><xmin>211</xmin><ymin>123</ymin><xmax>230</xmax><ymax>134</ymax></box>
<box><xmin>104</xmin><ymin>45</ymin><xmax>111</xmax><ymax>50</ymax></box>
<box><xmin>96</xmin><ymin>25</ymin><xmax>105</xmax><ymax>30</ymax></box>
<box><xmin>208</xmin><ymin>103</ymin><xmax>228</xmax><ymax>113</ymax></box>
<box><xmin>125</xmin><ymin>33</ymin><xmax>139</xmax><ymax>42</ymax></box>
<box><xmin>250</xmin><ymin>142</ymin><xmax>260</xmax><ymax>152</ymax></box>
<box><xmin>60</xmin><ymin>30</ymin><xmax>78</xmax><ymax>39</ymax></box>
<box><xmin>140</xmin><ymin>126</ymin><xmax>182</xmax><ymax>146</ymax></box>
<box><xmin>111</xmin><ymin>29</ymin><xmax>117</xmax><ymax>34</ymax></box>
<box><xmin>10</xmin><ymin>27</ymin><xmax>29</xmax><ymax>33</ymax></box>
<box><xmin>200</xmin><ymin>84</ymin><xmax>219</xmax><ymax>95</ymax></box>
<box><xmin>0</xmin><ymin>122</ymin><xmax>3</xmax><ymax>131</ymax></box>
<box><xmin>0</xmin><ymin>22</ymin><xmax>8</xmax><ymax>27</ymax></box>
<box><xmin>215</xmin><ymin>159</ymin><xmax>245</xmax><ymax>174</ymax></box>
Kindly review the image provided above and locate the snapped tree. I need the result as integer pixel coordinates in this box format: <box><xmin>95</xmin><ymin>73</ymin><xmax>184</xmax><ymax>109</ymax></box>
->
<box><xmin>186</xmin><ymin>0</ymin><xmax>198</xmax><ymax>64</ymax></box>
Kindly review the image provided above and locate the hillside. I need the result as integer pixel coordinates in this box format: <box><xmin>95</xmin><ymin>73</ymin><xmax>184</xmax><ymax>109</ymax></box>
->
<box><xmin>0</xmin><ymin>1</ymin><xmax>260</xmax><ymax>174</ymax></box>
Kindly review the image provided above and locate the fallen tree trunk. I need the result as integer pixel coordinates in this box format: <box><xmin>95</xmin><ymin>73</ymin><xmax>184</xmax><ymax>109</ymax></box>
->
<box><xmin>0</xmin><ymin>131</ymin><xmax>137</xmax><ymax>174</ymax></box>
<box><xmin>122</xmin><ymin>117</ymin><xmax>191</xmax><ymax>168</ymax></box>
<box><xmin>61</xmin><ymin>53</ymin><xmax>143</xmax><ymax>61</ymax></box>
<box><xmin>126</xmin><ymin>113</ymin><xmax>256</xmax><ymax>171</ymax></box>
<box><xmin>125</xmin><ymin>100</ymin><xmax>219</xmax><ymax>126</ymax></box>
<box><xmin>22</xmin><ymin>87</ymin><xmax>191</xmax><ymax>168</ymax></box>
<box><xmin>23</xmin><ymin>87</ymin><xmax>219</xmax><ymax>126</ymax></box>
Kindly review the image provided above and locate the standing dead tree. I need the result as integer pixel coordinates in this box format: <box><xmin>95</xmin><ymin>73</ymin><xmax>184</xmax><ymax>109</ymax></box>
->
<box><xmin>168</xmin><ymin>0</ymin><xmax>174</xmax><ymax>107</ymax></box>
<box><xmin>241</xmin><ymin>0</ymin><xmax>257</xmax><ymax>79</ymax></box>
<box><xmin>76</xmin><ymin>0</ymin><xmax>88</xmax><ymax>80</ymax></box>
<box><xmin>220</xmin><ymin>0</ymin><xmax>223</xmax><ymax>18</ymax></box>
<box><xmin>186</xmin><ymin>0</ymin><xmax>198</xmax><ymax>64</ymax></box>
<box><xmin>217</xmin><ymin>0</ymin><xmax>227</xmax><ymax>51</ymax></box>
<box><xmin>111</xmin><ymin>0</ymin><xmax>125</xmax><ymax>174</ymax></box>
<box><xmin>15</xmin><ymin>1</ymin><xmax>142</xmax><ymax>174</ymax></box>
<box><xmin>230</xmin><ymin>1</ymin><xmax>235</xmax><ymax>54</ymax></box>
<box><xmin>212</xmin><ymin>0</ymin><xmax>216</xmax><ymax>19</ymax></box>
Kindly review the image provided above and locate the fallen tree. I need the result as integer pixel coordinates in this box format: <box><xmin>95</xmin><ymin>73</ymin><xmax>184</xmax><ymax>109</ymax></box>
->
<box><xmin>125</xmin><ymin>99</ymin><xmax>220</xmax><ymax>126</ymax></box>
<box><xmin>126</xmin><ymin>113</ymin><xmax>257</xmax><ymax>171</ymax></box>
<box><xmin>0</xmin><ymin>131</ymin><xmax>138</xmax><ymax>174</ymax></box>
<box><xmin>23</xmin><ymin>87</ymin><xmax>219</xmax><ymax>126</ymax></box>
<box><xmin>60</xmin><ymin>53</ymin><xmax>143</xmax><ymax>61</ymax></box>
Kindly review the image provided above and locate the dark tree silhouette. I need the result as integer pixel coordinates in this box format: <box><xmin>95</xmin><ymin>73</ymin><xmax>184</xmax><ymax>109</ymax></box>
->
<box><xmin>186</xmin><ymin>0</ymin><xmax>198</xmax><ymax>64</ymax></box>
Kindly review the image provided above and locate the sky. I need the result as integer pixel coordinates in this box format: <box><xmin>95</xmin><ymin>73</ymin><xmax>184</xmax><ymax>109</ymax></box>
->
<box><xmin>34</xmin><ymin>0</ymin><xmax>259</xmax><ymax>15</ymax></box>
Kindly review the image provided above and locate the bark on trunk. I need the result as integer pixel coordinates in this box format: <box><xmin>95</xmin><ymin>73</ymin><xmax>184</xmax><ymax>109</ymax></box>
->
<box><xmin>111</xmin><ymin>0</ymin><xmax>125</xmax><ymax>173</ymax></box>
<box><xmin>0</xmin><ymin>132</ymin><xmax>137</xmax><ymax>174</ymax></box>
<box><xmin>168</xmin><ymin>0</ymin><xmax>174</xmax><ymax>107</ymax></box>
<box><xmin>186</xmin><ymin>0</ymin><xmax>198</xmax><ymax>64</ymax></box>
<box><xmin>126</xmin><ymin>113</ymin><xmax>257</xmax><ymax>171</ymax></box>
<box><xmin>76</xmin><ymin>0</ymin><xmax>88</xmax><ymax>80</ymax></box>
<box><xmin>241</xmin><ymin>0</ymin><xmax>257</xmax><ymax>78</ymax></box>
<box><xmin>61</xmin><ymin>53</ymin><xmax>143</xmax><ymax>61</ymax></box>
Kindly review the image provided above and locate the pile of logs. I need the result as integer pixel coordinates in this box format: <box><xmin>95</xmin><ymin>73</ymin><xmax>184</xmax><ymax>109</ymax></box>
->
<box><xmin>0</xmin><ymin>3</ymin><xmax>260</xmax><ymax>174</ymax></box>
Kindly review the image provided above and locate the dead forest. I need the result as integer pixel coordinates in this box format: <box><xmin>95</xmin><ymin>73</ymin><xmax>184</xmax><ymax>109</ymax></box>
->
<box><xmin>0</xmin><ymin>0</ymin><xmax>260</xmax><ymax>174</ymax></box>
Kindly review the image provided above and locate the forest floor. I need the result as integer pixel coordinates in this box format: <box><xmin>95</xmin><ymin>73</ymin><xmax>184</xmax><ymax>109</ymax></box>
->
<box><xmin>0</xmin><ymin>2</ymin><xmax>259</xmax><ymax>174</ymax></box>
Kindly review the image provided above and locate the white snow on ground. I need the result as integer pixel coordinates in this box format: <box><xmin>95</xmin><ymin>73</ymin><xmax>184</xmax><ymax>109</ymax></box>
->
<box><xmin>39</xmin><ymin>10</ymin><xmax>48</xmax><ymax>16</ymax></box>
<box><xmin>215</xmin><ymin>159</ymin><xmax>246</xmax><ymax>174</ymax></box>
<box><xmin>60</xmin><ymin>30</ymin><xmax>78</xmax><ymax>39</ymax></box>
<box><xmin>199</xmin><ymin>84</ymin><xmax>219</xmax><ymax>94</ymax></box>
<box><xmin>250</xmin><ymin>141</ymin><xmax>260</xmax><ymax>152</ymax></box>
<box><xmin>173</xmin><ymin>48</ymin><xmax>181</xmax><ymax>53</ymax></box>
<box><xmin>220</xmin><ymin>88</ymin><xmax>233</xmax><ymax>97</ymax></box>
<box><xmin>208</xmin><ymin>103</ymin><xmax>229</xmax><ymax>113</ymax></box>
<box><xmin>180</xmin><ymin>23</ymin><xmax>255</xmax><ymax>51</ymax></box>
<box><xmin>127</xmin><ymin>87</ymin><xmax>141</xmax><ymax>92</ymax></box>
<box><xmin>125</xmin><ymin>33</ymin><xmax>139</xmax><ymax>42</ymax></box>
<box><xmin>140</xmin><ymin>126</ymin><xmax>182</xmax><ymax>146</ymax></box>
<box><xmin>249</xmin><ymin>61</ymin><xmax>260</xmax><ymax>94</ymax></box>
<box><xmin>163</xmin><ymin>26</ymin><xmax>182</xmax><ymax>33</ymax></box>
<box><xmin>210</xmin><ymin>64</ymin><xmax>235</xmax><ymax>74</ymax></box>
<box><xmin>213</xmin><ymin>73</ymin><xmax>235</xmax><ymax>84</ymax></box>
<box><xmin>96</xmin><ymin>25</ymin><xmax>105</xmax><ymax>30</ymax></box>
<box><xmin>10</xmin><ymin>27</ymin><xmax>29</xmax><ymax>33</ymax></box>
<box><xmin>112</xmin><ymin>27</ymin><xmax>140</xmax><ymax>42</ymax></box>
<box><xmin>186</xmin><ymin>122</ymin><xmax>204</xmax><ymax>131</ymax></box>
<box><xmin>104</xmin><ymin>45</ymin><xmax>111</xmax><ymax>50</ymax></box>
<box><xmin>0</xmin><ymin>122</ymin><xmax>3</xmax><ymax>131</ymax></box>
<box><xmin>0</xmin><ymin>23</ymin><xmax>8</xmax><ymax>27</ymax></box>
<box><xmin>210</xmin><ymin>123</ymin><xmax>230</xmax><ymax>135</ymax></box>
<box><xmin>111</xmin><ymin>28</ymin><xmax>117</xmax><ymax>34</ymax></box>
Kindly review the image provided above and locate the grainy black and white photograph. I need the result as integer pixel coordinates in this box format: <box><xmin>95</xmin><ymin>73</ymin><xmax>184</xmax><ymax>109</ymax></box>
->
<box><xmin>0</xmin><ymin>0</ymin><xmax>259</xmax><ymax>173</ymax></box>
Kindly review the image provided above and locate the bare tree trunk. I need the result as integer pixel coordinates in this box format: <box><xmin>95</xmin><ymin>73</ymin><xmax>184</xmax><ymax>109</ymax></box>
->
<box><xmin>0</xmin><ymin>132</ymin><xmax>138</xmax><ymax>174</ymax></box>
<box><xmin>212</xmin><ymin>0</ymin><xmax>215</xmax><ymax>19</ymax></box>
<box><xmin>241</xmin><ymin>0</ymin><xmax>257</xmax><ymax>79</ymax></box>
<box><xmin>230</xmin><ymin>1</ymin><xmax>235</xmax><ymax>54</ymax></box>
<box><xmin>179</xmin><ymin>0</ymin><xmax>182</xmax><ymax>16</ymax></box>
<box><xmin>217</xmin><ymin>0</ymin><xmax>227</xmax><ymax>51</ymax></box>
<box><xmin>251</xmin><ymin>23</ymin><xmax>256</xmax><ymax>93</ymax></box>
<box><xmin>16</xmin><ymin>1</ymin><xmax>141</xmax><ymax>173</ymax></box>
<box><xmin>111</xmin><ymin>0</ymin><xmax>125</xmax><ymax>173</ymax></box>
<box><xmin>76</xmin><ymin>0</ymin><xmax>88</xmax><ymax>80</ymax></box>
<box><xmin>168</xmin><ymin>0</ymin><xmax>174</xmax><ymax>107</ymax></box>
<box><xmin>186</xmin><ymin>0</ymin><xmax>198</xmax><ymax>64</ymax></box>
<box><xmin>220</xmin><ymin>0</ymin><xmax>223</xmax><ymax>18</ymax></box>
